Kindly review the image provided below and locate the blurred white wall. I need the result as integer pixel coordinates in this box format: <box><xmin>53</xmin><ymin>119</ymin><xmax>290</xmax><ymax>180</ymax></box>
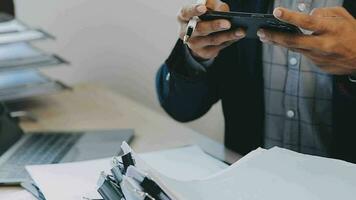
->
<box><xmin>14</xmin><ymin>0</ymin><xmax>225</xmax><ymax>143</ymax></box>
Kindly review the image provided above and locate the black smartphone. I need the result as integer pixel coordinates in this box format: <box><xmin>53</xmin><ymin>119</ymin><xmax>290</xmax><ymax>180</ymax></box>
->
<box><xmin>199</xmin><ymin>11</ymin><xmax>302</xmax><ymax>38</ymax></box>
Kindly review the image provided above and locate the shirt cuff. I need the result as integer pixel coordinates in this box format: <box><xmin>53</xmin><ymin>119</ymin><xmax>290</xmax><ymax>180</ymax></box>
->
<box><xmin>184</xmin><ymin>45</ymin><xmax>214</xmax><ymax>73</ymax></box>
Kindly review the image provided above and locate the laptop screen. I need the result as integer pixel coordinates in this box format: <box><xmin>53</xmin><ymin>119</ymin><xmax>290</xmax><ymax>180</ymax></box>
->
<box><xmin>0</xmin><ymin>105</ymin><xmax>24</xmax><ymax>156</ymax></box>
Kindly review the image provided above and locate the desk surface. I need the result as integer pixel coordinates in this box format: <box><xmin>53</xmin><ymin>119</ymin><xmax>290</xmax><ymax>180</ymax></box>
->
<box><xmin>0</xmin><ymin>84</ymin><xmax>240</xmax><ymax>197</ymax></box>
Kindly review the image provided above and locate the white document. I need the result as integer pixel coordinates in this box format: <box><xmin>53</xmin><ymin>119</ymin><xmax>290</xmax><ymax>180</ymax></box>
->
<box><xmin>140</xmin><ymin>146</ymin><xmax>227</xmax><ymax>181</ymax></box>
<box><xmin>0</xmin><ymin>190</ymin><xmax>37</xmax><ymax>200</ymax></box>
<box><xmin>27</xmin><ymin>158</ymin><xmax>111</xmax><ymax>200</ymax></box>
<box><xmin>26</xmin><ymin>146</ymin><xmax>227</xmax><ymax>200</ymax></box>
<box><xmin>140</xmin><ymin>147</ymin><xmax>356</xmax><ymax>200</ymax></box>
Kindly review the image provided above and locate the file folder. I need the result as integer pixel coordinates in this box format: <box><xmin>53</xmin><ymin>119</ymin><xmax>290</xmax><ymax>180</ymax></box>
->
<box><xmin>0</xmin><ymin>13</ymin><xmax>69</xmax><ymax>101</ymax></box>
<box><xmin>0</xmin><ymin>29</ymin><xmax>51</xmax><ymax>44</ymax></box>
<box><xmin>0</xmin><ymin>70</ymin><xmax>69</xmax><ymax>101</ymax></box>
<box><xmin>0</xmin><ymin>13</ymin><xmax>51</xmax><ymax>43</ymax></box>
<box><xmin>0</xmin><ymin>43</ymin><xmax>67</xmax><ymax>71</ymax></box>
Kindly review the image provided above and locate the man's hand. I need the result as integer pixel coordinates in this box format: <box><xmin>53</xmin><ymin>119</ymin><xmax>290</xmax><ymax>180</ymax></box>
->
<box><xmin>178</xmin><ymin>0</ymin><xmax>245</xmax><ymax>60</ymax></box>
<box><xmin>257</xmin><ymin>7</ymin><xmax>356</xmax><ymax>75</ymax></box>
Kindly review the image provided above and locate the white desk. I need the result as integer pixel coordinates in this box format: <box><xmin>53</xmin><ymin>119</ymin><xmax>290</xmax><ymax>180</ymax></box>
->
<box><xmin>0</xmin><ymin>84</ymin><xmax>241</xmax><ymax>197</ymax></box>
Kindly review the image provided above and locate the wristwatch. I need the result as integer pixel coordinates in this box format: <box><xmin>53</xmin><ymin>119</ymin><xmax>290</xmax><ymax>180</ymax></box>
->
<box><xmin>348</xmin><ymin>74</ymin><xmax>356</xmax><ymax>83</ymax></box>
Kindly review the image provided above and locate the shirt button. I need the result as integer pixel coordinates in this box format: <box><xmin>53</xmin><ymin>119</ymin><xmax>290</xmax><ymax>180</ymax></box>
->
<box><xmin>298</xmin><ymin>3</ymin><xmax>306</xmax><ymax>12</ymax></box>
<box><xmin>166</xmin><ymin>72</ymin><xmax>171</xmax><ymax>81</ymax></box>
<box><xmin>286</xmin><ymin>110</ymin><xmax>295</xmax><ymax>118</ymax></box>
<box><xmin>289</xmin><ymin>57</ymin><xmax>298</xmax><ymax>66</ymax></box>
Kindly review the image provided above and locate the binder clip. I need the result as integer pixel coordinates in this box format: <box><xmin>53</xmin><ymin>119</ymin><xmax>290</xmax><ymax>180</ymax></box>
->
<box><xmin>121</xmin><ymin>176</ymin><xmax>155</xmax><ymax>200</ymax></box>
<box><xmin>20</xmin><ymin>181</ymin><xmax>46</xmax><ymax>200</ymax></box>
<box><xmin>122</xmin><ymin>152</ymin><xmax>135</xmax><ymax>173</ymax></box>
<box><xmin>111</xmin><ymin>157</ymin><xmax>124</xmax><ymax>183</ymax></box>
<box><xmin>127</xmin><ymin>166</ymin><xmax>171</xmax><ymax>200</ymax></box>
<box><xmin>97</xmin><ymin>172</ymin><xmax>125</xmax><ymax>200</ymax></box>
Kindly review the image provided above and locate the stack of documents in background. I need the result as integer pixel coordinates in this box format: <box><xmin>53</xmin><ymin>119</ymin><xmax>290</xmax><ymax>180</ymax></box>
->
<box><xmin>0</xmin><ymin>12</ymin><xmax>69</xmax><ymax>102</ymax></box>
<box><xmin>26</xmin><ymin>143</ymin><xmax>356</xmax><ymax>200</ymax></box>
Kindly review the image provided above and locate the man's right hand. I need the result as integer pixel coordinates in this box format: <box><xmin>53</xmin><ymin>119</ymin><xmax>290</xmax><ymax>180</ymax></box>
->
<box><xmin>178</xmin><ymin>0</ymin><xmax>245</xmax><ymax>60</ymax></box>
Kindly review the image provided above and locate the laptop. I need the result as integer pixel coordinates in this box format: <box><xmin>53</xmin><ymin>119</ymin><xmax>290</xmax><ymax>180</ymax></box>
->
<box><xmin>0</xmin><ymin>111</ymin><xmax>134</xmax><ymax>185</ymax></box>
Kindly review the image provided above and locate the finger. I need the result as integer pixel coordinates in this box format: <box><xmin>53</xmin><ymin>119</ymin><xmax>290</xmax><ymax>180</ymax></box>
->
<box><xmin>310</xmin><ymin>7</ymin><xmax>338</xmax><ymax>17</ymax></box>
<box><xmin>332</xmin><ymin>7</ymin><xmax>355</xmax><ymax>19</ymax></box>
<box><xmin>288</xmin><ymin>48</ymin><xmax>333</xmax><ymax>64</ymax></box>
<box><xmin>194</xmin><ymin>19</ymin><xmax>231</xmax><ymax>36</ymax></box>
<box><xmin>273</xmin><ymin>7</ymin><xmax>326</xmax><ymax>31</ymax></box>
<box><xmin>289</xmin><ymin>48</ymin><xmax>311</xmax><ymax>54</ymax></box>
<box><xmin>178</xmin><ymin>4</ymin><xmax>207</xmax><ymax>22</ymax></box>
<box><xmin>194</xmin><ymin>40</ymin><xmax>236</xmax><ymax>59</ymax></box>
<box><xmin>207</xmin><ymin>1</ymin><xmax>230</xmax><ymax>12</ymax></box>
<box><xmin>188</xmin><ymin>29</ymin><xmax>245</xmax><ymax>48</ymax></box>
<box><xmin>307</xmin><ymin>55</ymin><xmax>350</xmax><ymax>70</ymax></box>
<box><xmin>311</xmin><ymin>7</ymin><xmax>340</xmax><ymax>17</ymax></box>
<box><xmin>317</xmin><ymin>65</ymin><xmax>352</xmax><ymax>75</ymax></box>
<box><xmin>208</xmin><ymin>39</ymin><xmax>236</xmax><ymax>53</ymax></box>
<box><xmin>258</xmin><ymin>29</ymin><xmax>322</xmax><ymax>50</ymax></box>
<box><xmin>287</xmin><ymin>47</ymin><xmax>353</xmax><ymax>74</ymax></box>
<box><xmin>311</xmin><ymin>7</ymin><xmax>354</xmax><ymax>20</ymax></box>
<box><xmin>300</xmin><ymin>52</ymin><xmax>352</xmax><ymax>72</ymax></box>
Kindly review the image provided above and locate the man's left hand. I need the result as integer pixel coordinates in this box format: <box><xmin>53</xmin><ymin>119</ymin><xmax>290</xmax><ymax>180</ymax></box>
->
<box><xmin>257</xmin><ymin>7</ymin><xmax>356</xmax><ymax>75</ymax></box>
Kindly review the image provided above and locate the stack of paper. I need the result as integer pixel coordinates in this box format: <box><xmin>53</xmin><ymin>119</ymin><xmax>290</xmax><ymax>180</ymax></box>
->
<box><xmin>26</xmin><ymin>146</ymin><xmax>227</xmax><ymax>200</ymax></box>
<box><xmin>0</xmin><ymin>190</ymin><xmax>37</xmax><ymax>200</ymax></box>
<box><xmin>136</xmin><ymin>147</ymin><xmax>356</xmax><ymax>200</ymax></box>
<box><xmin>27</xmin><ymin>143</ymin><xmax>356</xmax><ymax>200</ymax></box>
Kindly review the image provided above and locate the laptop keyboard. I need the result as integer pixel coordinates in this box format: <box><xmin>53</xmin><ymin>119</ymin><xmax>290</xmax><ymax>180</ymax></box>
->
<box><xmin>0</xmin><ymin>133</ymin><xmax>82</xmax><ymax>180</ymax></box>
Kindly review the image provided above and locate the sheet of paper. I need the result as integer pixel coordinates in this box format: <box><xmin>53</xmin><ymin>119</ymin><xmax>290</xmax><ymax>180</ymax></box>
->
<box><xmin>144</xmin><ymin>147</ymin><xmax>356</xmax><ymax>200</ymax></box>
<box><xmin>26</xmin><ymin>146</ymin><xmax>227</xmax><ymax>200</ymax></box>
<box><xmin>0</xmin><ymin>190</ymin><xmax>37</xmax><ymax>200</ymax></box>
<box><xmin>140</xmin><ymin>146</ymin><xmax>227</xmax><ymax>181</ymax></box>
<box><xmin>27</xmin><ymin>158</ymin><xmax>111</xmax><ymax>200</ymax></box>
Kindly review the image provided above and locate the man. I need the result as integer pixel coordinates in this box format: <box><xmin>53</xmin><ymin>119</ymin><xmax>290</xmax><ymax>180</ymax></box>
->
<box><xmin>156</xmin><ymin>0</ymin><xmax>356</xmax><ymax>163</ymax></box>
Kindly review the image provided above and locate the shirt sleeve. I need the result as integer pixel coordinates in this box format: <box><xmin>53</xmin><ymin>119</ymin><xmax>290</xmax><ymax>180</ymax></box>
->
<box><xmin>184</xmin><ymin>45</ymin><xmax>214</xmax><ymax>73</ymax></box>
<box><xmin>155</xmin><ymin>40</ymin><xmax>220</xmax><ymax>122</ymax></box>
